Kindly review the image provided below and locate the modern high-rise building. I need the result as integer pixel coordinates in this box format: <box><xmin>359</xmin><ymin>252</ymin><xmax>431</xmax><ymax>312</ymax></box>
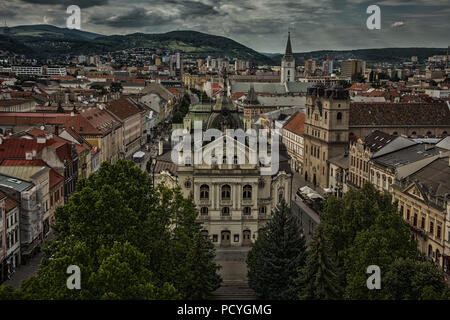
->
<box><xmin>322</xmin><ymin>59</ymin><xmax>334</xmax><ymax>75</ymax></box>
<box><xmin>304</xmin><ymin>59</ymin><xmax>317</xmax><ymax>74</ymax></box>
<box><xmin>341</xmin><ymin>59</ymin><xmax>365</xmax><ymax>79</ymax></box>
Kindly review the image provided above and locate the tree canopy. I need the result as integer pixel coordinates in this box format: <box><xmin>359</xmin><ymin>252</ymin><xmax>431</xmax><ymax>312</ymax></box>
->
<box><xmin>1</xmin><ymin>160</ymin><xmax>221</xmax><ymax>300</ymax></box>
<box><xmin>305</xmin><ymin>183</ymin><xmax>450</xmax><ymax>300</ymax></box>
<box><xmin>247</xmin><ymin>200</ymin><xmax>307</xmax><ymax>299</ymax></box>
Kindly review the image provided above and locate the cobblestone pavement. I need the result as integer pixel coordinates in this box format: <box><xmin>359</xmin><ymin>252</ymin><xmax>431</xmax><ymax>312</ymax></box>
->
<box><xmin>3</xmin><ymin>251</ymin><xmax>43</xmax><ymax>288</ymax></box>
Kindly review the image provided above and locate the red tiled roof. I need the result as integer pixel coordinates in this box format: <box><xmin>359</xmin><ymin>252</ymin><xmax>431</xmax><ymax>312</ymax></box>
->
<box><xmin>349</xmin><ymin>102</ymin><xmax>450</xmax><ymax>126</ymax></box>
<box><xmin>349</xmin><ymin>83</ymin><xmax>371</xmax><ymax>91</ymax></box>
<box><xmin>9</xmin><ymin>91</ymin><xmax>32</xmax><ymax>98</ymax></box>
<box><xmin>106</xmin><ymin>98</ymin><xmax>140</xmax><ymax>120</ymax></box>
<box><xmin>0</xmin><ymin>112</ymin><xmax>70</xmax><ymax>126</ymax></box>
<box><xmin>0</xmin><ymin>136</ymin><xmax>73</xmax><ymax>164</ymax></box>
<box><xmin>5</xmin><ymin>196</ymin><xmax>18</xmax><ymax>212</ymax></box>
<box><xmin>0</xmin><ymin>190</ymin><xmax>18</xmax><ymax>211</ymax></box>
<box><xmin>167</xmin><ymin>87</ymin><xmax>180</xmax><ymax>96</ymax></box>
<box><xmin>283</xmin><ymin>112</ymin><xmax>305</xmax><ymax>136</ymax></box>
<box><xmin>87</xmin><ymin>75</ymin><xmax>114</xmax><ymax>79</ymax></box>
<box><xmin>0</xmin><ymin>99</ymin><xmax>35</xmax><ymax>107</ymax></box>
<box><xmin>232</xmin><ymin>92</ymin><xmax>246</xmax><ymax>100</ymax></box>
<box><xmin>0</xmin><ymin>159</ymin><xmax>64</xmax><ymax>189</ymax></box>
<box><xmin>49</xmin><ymin>75</ymin><xmax>74</xmax><ymax>80</ymax></box>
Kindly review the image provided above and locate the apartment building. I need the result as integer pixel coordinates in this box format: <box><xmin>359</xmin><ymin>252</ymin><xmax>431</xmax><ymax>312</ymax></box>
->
<box><xmin>282</xmin><ymin>112</ymin><xmax>305</xmax><ymax>174</ymax></box>
<box><xmin>392</xmin><ymin>155</ymin><xmax>450</xmax><ymax>275</ymax></box>
<box><xmin>106</xmin><ymin>97</ymin><xmax>143</xmax><ymax>159</ymax></box>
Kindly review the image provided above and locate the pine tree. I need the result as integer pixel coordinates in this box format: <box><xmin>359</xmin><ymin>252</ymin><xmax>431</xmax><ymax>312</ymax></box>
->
<box><xmin>247</xmin><ymin>199</ymin><xmax>307</xmax><ymax>300</ymax></box>
<box><xmin>296</xmin><ymin>226</ymin><xmax>342</xmax><ymax>299</ymax></box>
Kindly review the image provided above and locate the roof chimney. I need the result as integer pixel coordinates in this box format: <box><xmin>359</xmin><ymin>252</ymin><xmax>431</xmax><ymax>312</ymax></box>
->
<box><xmin>37</xmin><ymin>137</ymin><xmax>46</xmax><ymax>144</ymax></box>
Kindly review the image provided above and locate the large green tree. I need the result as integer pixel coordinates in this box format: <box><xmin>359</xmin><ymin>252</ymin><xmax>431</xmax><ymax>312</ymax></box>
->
<box><xmin>343</xmin><ymin>209</ymin><xmax>419</xmax><ymax>299</ymax></box>
<box><xmin>381</xmin><ymin>258</ymin><xmax>450</xmax><ymax>300</ymax></box>
<box><xmin>1</xmin><ymin>160</ymin><xmax>221</xmax><ymax>300</ymax></box>
<box><xmin>247</xmin><ymin>200</ymin><xmax>307</xmax><ymax>299</ymax></box>
<box><xmin>296</xmin><ymin>225</ymin><xmax>342</xmax><ymax>300</ymax></box>
<box><xmin>318</xmin><ymin>183</ymin><xmax>449</xmax><ymax>300</ymax></box>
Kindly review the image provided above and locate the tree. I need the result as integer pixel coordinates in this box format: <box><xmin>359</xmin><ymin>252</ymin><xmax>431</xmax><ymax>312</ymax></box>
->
<box><xmin>343</xmin><ymin>208</ymin><xmax>419</xmax><ymax>299</ymax></box>
<box><xmin>0</xmin><ymin>285</ymin><xmax>24</xmax><ymax>300</ymax></box>
<box><xmin>8</xmin><ymin>160</ymin><xmax>221</xmax><ymax>300</ymax></box>
<box><xmin>20</xmin><ymin>241</ymin><xmax>178</xmax><ymax>300</ymax></box>
<box><xmin>109</xmin><ymin>82</ymin><xmax>123</xmax><ymax>93</ymax></box>
<box><xmin>296</xmin><ymin>225</ymin><xmax>342</xmax><ymax>299</ymax></box>
<box><xmin>381</xmin><ymin>258</ymin><xmax>450</xmax><ymax>300</ymax></box>
<box><xmin>90</xmin><ymin>84</ymin><xmax>107</xmax><ymax>95</ymax></box>
<box><xmin>319</xmin><ymin>183</ymin><xmax>416</xmax><ymax>294</ymax></box>
<box><xmin>351</xmin><ymin>72</ymin><xmax>365</xmax><ymax>83</ymax></box>
<box><xmin>247</xmin><ymin>200</ymin><xmax>307</xmax><ymax>299</ymax></box>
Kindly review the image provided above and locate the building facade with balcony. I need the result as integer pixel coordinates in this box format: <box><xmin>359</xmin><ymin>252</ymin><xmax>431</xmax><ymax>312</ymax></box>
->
<box><xmin>176</xmin><ymin>134</ymin><xmax>292</xmax><ymax>247</ymax></box>
<box><xmin>392</xmin><ymin>155</ymin><xmax>450</xmax><ymax>275</ymax></box>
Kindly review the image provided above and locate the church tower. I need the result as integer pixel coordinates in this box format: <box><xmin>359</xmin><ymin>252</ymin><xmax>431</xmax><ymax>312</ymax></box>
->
<box><xmin>280</xmin><ymin>32</ymin><xmax>295</xmax><ymax>84</ymax></box>
<box><xmin>303</xmin><ymin>85</ymin><xmax>350</xmax><ymax>189</ymax></box>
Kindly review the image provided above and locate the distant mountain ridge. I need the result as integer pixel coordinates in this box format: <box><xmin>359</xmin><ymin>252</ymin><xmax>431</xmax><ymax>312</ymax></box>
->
<box><xmin>271</xmin><ymin>48</ymin><xmax>448</xmax><ymax>63</ymax></box>
<box><xmin>0</xmin><ymin>25</ymin><xmax>446</xmax><ymax>65</ymax></box>
<box><xmin>0</xmin><ymin>24</ymin><xmax>273</xmax><ymax>65</ymax></box>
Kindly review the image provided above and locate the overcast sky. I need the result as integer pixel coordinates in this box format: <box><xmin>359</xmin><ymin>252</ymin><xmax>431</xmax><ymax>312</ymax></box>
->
<box><xmin>1</xmin><ymin>0</ymin><xmax>449</xmax><ymax>53</ymax></box>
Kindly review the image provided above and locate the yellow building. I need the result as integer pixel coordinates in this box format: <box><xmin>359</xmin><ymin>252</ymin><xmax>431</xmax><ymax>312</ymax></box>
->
<box><xmin>303</xmin><ymin>85</ymin><xmax>350</xmax><ymax>189</ymax></box>
<box><xmin>392</xmin><ymin>155</ymin><xmax>450</xmax><ymax>275</ymax></box>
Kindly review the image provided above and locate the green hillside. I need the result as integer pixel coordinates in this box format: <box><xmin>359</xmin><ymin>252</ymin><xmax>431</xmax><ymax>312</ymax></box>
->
<box><xmin>0</xmin><ymin>25</ymin><xmax>273</xmax><ymax>65</ymax></box>
<box><xmin>272</xmin><ymin>48</ymin><xmax>448</xmax><ymax>64</ymax></box>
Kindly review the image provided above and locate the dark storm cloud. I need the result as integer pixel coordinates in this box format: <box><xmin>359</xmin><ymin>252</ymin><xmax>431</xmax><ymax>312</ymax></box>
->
<box><xmin>20</xmin><ymin>0</ymin><xmax>108</xmax><ymax>8</ymax></box>
<box><xmin>4</xmin><ymin>0</ymin><xmax>450</xmax><ymax>52</ymax></box>
<box><xmin>90</xmin><ymin>8</ymin><xmax>172</xmax><ymax>28</ymax></box>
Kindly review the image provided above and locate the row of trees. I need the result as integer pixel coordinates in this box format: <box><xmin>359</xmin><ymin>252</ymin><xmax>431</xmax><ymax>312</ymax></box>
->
<box><xmin>247</xmin><ymin>184</ymin><xmax>450</xmax><ymax>300</ymax></box>
<box><xmin>172</xmin><ymin>93</ymin><xmax>191</xmax><ymax>124</ymax></box>
<box><xmin>0</xmin><ymin>160</ymin><xmax>221</xmax><ymax>300</ymax></box>
<box><xmin>90</xmin><ymin>82</ymin><xmax>123</xmax><ymax>95</ymax></box>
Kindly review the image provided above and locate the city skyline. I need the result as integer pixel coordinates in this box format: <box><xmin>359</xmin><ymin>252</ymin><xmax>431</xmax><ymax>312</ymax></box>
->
<box><xmin>1</xmin><ymin>0</ymin><xmax>449</xmax><ymax>53</ymax></box>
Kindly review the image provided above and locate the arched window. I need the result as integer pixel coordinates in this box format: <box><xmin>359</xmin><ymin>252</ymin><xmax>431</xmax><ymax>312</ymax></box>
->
<box><xmin>279</xmin><ymin>190</ymin><xmax>284</xmax><ymax>202</ymax></box>
<box><xmin>428</xmin><ymin>245</ymin><xmax>433</xmax><ymax>257</ymax></box>
<box><xmin>337</xmin><ymin>112</ymin><xmax>342</xmax><ymax>121</ymax></box>
<box><xmin>243</xmin><ymin>207</ymin><xmax>251</xmax><ymax>215</ymax></box>
<box><xmin>426</xmin><ymin>131</ymin><xmax>432</xmax><ymax>136</ymax></box>
<box><xmin>233</xmin><ymin>155</ymin><xmax>238</xmax><ymax>165</ymax></box>
<box><xmin>324</xmin><ymin>111</ymin><xmax>327</xmax><ymax>120</ymax></box>
<box><xmin>243</xmin><ymin>185</ymin><xmax>252</xmax><ymax>200</ymax></box>
<box><xmin>393</xmin><ymin>131</ymin><xmax>398</xmax><ymax>136</ymax></box>
<box><xmin>222</xmin><ymin>155</ymin><xmax>227</xmax><ymax>164</ymax></box>
<box><xmin>443</xmin><ymin>131</ymin><xmax>448</xmax><ymax>136</ymax></box>
<box><xmin>200</xmin><ymin>207</ymin><xmax>208</xmax><ymax>215</ymax></box>
<box><xmin>200</xmin><ymin>185</ymin><xmax>209</xmax><ymax>199</ymax></box>
<box><xmin>222</xmin><ymin>207</ymin><xmax>230</xmax><ymax>215</ymax></box>
<box><xmin>411</xmin><ymin>131</ymin><xmax>417</xmax><ymax>136</ymax></box>
<box><xmin>338</xmin><ymin>104</ymin><xmax>341</xmax><ymax>108</ymax></box>
<box><xmin>221</xmin><ymin>185</ymin><xmax>231</xmax><ymax>200</ymax></box>
<box><xmin>349</xmin><ymin>132</ymin><xmax>354</xmax><ymax>137</ymax></box>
